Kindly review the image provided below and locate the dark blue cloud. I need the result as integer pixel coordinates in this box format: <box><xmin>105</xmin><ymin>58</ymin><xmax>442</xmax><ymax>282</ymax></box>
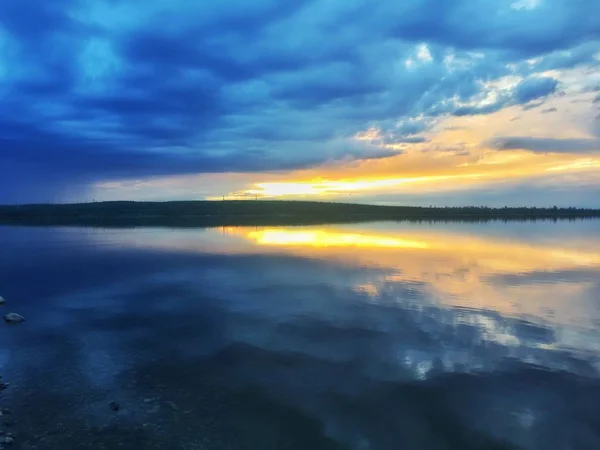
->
<box><xmin>374</xmin><ymin>0</ymin><xmax>600</xmax><ymax>56</ymax></box>
<box><xmin>528</xmin><ymin>42</ymin><xmax>600</xmax><ymax>72</ymax></box>
<box><xmin>0</xmin><ymin>0</ymin><xmax>599</xmax><ymax>202</ymax></box>
<box><xmin>489</xmin><ymin>136</ymin><xmax>600</xmax><ymax>153</ymax></box>
<box><xmin>514</xmin><ymin>76</ymin><xmax>559</xmax><ymax>104</ymax></box>
<box><xmin>522</xmin><ymin>100</ymin><xmax>545</xmax><ymax>111</ymax></box>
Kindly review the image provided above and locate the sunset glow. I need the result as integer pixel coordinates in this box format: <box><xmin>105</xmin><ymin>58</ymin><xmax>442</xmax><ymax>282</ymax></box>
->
<box><xmin>2</xmin><ymin>0</ymin><xmax>599</xmax><ymax>208</ymax></box>
<box><xmin>4</xmin><ymin>1</ymin><xmax>600</xmax><ymax>446</ymax></box>
<box><xmin>210</xmin><ymin>174</ymin><xmax>488</xmax><ymax>199</ymax></box>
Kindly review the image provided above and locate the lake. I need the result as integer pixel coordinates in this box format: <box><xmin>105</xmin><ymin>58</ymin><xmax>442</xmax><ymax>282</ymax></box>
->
<box><xmin>1</xmin><ymin>220</ymin><xmax>600</xmax><ymax>449</ymax></box>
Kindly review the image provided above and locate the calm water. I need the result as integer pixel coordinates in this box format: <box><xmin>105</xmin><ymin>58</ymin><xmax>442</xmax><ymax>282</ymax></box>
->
<box><xmin>1</xmin><ymin>220</ymin><xmax>600</xmax><ymax>449</ymax></box>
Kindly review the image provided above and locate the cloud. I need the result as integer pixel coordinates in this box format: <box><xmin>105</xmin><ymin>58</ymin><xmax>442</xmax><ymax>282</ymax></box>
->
<box><xmin>585</xmin><ymin>84</ymin><xmax>600</xmax><ymax>93</ymax></box>
<box><xmin>449</xmin><ymin>75</ymin><xmax>559</xmax><ymax>117</ymax></box>
<box><xmin>489</xmin><ymin>137</ymin><xmax>600</xmax><ymax>153</ymax></box>
<box><xmin>0</xmin><ymin>0</ymin><xmax>599</xmax><ymax>202</ymax></box>
<box><xmin>390</xmin><ymin>136</ymin><xmax>428</xmax><ymax>144</ymax></box>
<box><xmin>514</xmin><ymin>76</ymin><xmax>559</xmax><ymax>104</ymax></box>
<box><xmin>354</xmin><ymin>176</ymin><xmax>600</xmax><ymax>208</ymax></box>
<box><xmin>541</xmin><ymin>107</ymin><xmax>558</xmax><ymax>113</ymax></box>
<box><xmin>453</xmin><ymin>102</ymin><xmax>506</xmax><ymax>117</ymax></box>
<box><xmin>521</xmin><ymin>100</ymin><xmax>545</xmax><ymax>111</ymax></box>
<box><xmin>524</xmin><ymin>41</ymin><xmax>600</xmax><ymax>73</ymax></box>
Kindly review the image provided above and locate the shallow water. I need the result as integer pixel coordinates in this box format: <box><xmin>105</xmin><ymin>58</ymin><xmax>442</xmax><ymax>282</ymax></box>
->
<box><xmin>1</xmin><ymin>220</ymin><xmax>600</xmax><ymax>449</ymax></box>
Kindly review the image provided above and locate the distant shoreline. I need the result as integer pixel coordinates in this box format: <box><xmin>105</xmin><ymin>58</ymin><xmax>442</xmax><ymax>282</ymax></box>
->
<box><xmin>0</xmin><ymin>200</ymin><xmax>599</xmax><ymax>227</ymax></box>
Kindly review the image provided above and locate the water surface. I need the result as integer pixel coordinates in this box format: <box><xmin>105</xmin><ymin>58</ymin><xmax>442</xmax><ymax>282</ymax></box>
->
<box><xmin>1</xmin><ymin>220</ymin><xmax>600</xmax><ymax>449</ymax></box>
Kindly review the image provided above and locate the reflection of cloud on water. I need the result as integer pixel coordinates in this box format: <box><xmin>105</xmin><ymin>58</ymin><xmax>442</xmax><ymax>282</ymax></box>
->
<box><xmin>30</xmin><ymin>261</ymin><xmax>598</xmax><ymax>449</ymax></box>
<box><xmin>80</xmin><ymin>222</ymin><xmax>600</xmax><ymax>336</ymax></box>
<box><xmin>236</xmin><ymin>225</ymin><xmax>600</xmax><ymax>334</ymax></box>
<box><xmin>21</xmin><ymin>255</ymin><xmax>598</xmax><ymax>388</ymax></box>
<box><xmin>3</xmin><ymin>222</ymin><xmax>600</xmax><ymax>449</ymax></box>
<box><xmin>66</xmin><ymin>221</ymin><xmax>600</xmax><ymax>374</ymax></box>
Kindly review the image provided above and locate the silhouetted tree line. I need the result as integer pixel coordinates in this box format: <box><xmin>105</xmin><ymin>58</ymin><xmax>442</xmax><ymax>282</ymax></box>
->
<box><xmin>0</xmin><ymin>201</ymin><xmax>598</xmax><ymax>227</ymax></box>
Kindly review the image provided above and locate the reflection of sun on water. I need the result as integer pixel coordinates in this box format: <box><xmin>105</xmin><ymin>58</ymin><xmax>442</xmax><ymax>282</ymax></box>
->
<box><xmin>241</xmin><ymin>227</ymin><xmax>600</xmax><ymax>269</ymax></box>
<box><xmin>247</xmin><ymin>229</ymin><xmax>429</xmax><ymax>249</ymax></box>
<box><xmin>94</xmin><ymin>224</ymin><xmax>600</xmax><ymax>333</ymax></box>
<box><xmin>237</xmin><ymin>225</ymin><xmax>600</xmax><ymax>329</ymax></box>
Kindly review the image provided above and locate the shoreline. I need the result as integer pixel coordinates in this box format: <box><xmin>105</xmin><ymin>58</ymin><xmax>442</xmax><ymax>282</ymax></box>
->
<box><xmin>0</xmin><ymin>200</ymin><xmax>599</xmax><ymax>227</ymax></box>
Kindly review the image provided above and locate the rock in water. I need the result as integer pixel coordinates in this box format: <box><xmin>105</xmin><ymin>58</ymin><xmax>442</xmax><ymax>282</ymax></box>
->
<box><xmin>3</xmin><ymin>313</ymin><xmax>25</xmax><ymax>324</ymax></box>
<box><xmin>0</xmin><ymin>296</ymin><xmax>5</xmax><ymax>305</ymax></box>
<box><xmin>2</xmin><ymin>418</ymin><xmax>16</xmax><ymax>427</ymax></box>
<box><xmin>109</xmin><ymin>401</ymin><xmax>120</xmax><ymax>412</ymax></box>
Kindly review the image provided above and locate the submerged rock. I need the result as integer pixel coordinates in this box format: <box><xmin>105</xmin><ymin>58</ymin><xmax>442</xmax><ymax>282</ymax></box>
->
<box><xmin>109</xmin><ymin>401</ymin><xmax>120</xmax><ymax>412</ymax></box>
<box><xmin>3</xmin><ymin>313</ymin><xmax>25</xmax><ymax>324</ymax></box>
<box><xmin>2</xmin><ymin>419</ymin><xmax>16</xmax><ymax>427</ymax></box>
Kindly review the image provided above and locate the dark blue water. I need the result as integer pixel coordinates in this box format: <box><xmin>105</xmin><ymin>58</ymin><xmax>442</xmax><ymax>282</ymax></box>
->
<box><xmin>1</xmin><ymin>221</ymin><xmax>600</xmax><ymax>449</ymax></box>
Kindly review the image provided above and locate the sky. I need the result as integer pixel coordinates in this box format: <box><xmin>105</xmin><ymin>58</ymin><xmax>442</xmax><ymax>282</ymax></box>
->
<box><xmin>0</xmin><ymin>0</ymin><xmax>599</xmax><ymax>206</ymax></box>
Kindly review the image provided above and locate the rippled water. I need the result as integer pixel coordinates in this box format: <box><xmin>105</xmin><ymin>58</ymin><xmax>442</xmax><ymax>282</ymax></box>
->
<box><xmin>1</xmin><ymin>220</ymin><xmax>600</xmax><ymax>449</ymax></box>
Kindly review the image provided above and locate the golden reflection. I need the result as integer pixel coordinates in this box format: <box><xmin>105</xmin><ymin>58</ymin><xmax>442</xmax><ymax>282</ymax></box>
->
<box><xmin>247</xmin><ymin>229</ymin><xmax>429</xmax><ymax>249</ymax></box>
<box><xmin>239</xmin><ymin>226</ymin><xmax>600</xmax><ymax>269</ymax></box>
<box><xmin>93</xmin><ymin>223</ymin><xmax>600</xmax><ymax>333</ymax></box>
<box><xmin>230</xmin><ymin>224</ymin><xmax>600</xmax><ymax>328</ymax></box>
